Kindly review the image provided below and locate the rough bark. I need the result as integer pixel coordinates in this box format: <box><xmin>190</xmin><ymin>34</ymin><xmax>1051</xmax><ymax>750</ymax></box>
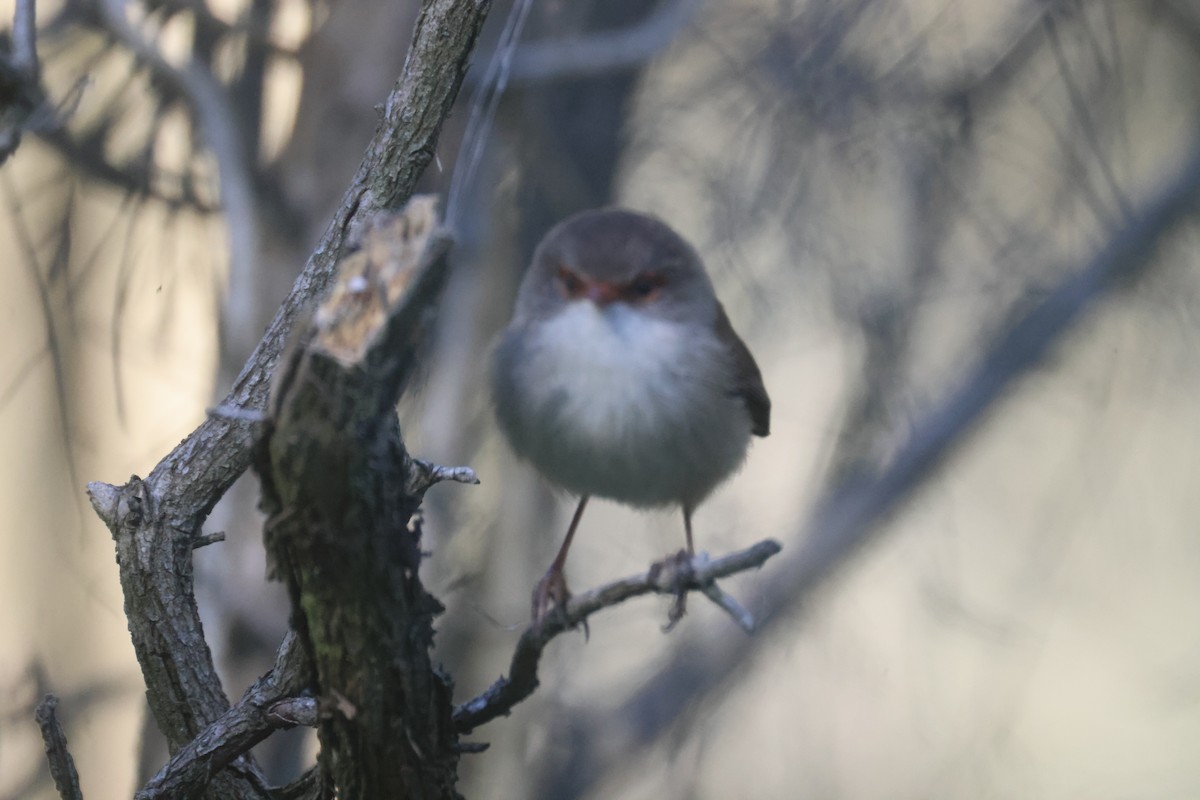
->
<box><xmin>84</xmin><ymin>1</ymin><xmax>491</xmax><ymax>797</ymax></box>
<box><xmin>258</xmin><ymin>202</ymin><xmax>462</xmax><ymax>798</ymax></box>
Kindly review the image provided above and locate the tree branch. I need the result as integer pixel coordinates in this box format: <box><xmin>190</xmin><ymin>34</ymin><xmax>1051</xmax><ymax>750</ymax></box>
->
<box><xmin>0</xmin><ymin>0</ymin><xmax>47</xmax><ymax>164</ymax></box>
<box><xmin>11</xmin><ymin>0</ymin><xmax>36</xmax><ymax>77</ymax></box>
<box><xmin>95</xmin><ymin>0</ymin><xmax>259</xmax><ymax>340</ymax></box>
<box><xmin>35</xmin><ymin>695</ymin><xmax>84</xmax><ymax>800</ymax></box>
<box><xmin>489</xmin><ymin>0</ymin><xmax>701</xmax><ymax>84</ymax></box>
<box><xmin>134</xmin><ymin>631</ymin><xmax>313</xmax><ymax>800</ymax></box>
<box><xmin>84</xmin><ymin>0</ymin><xmax>491</xmax><ymax>796</ymax></box>
<box><xmin>452</xmin><ymin>539</ymin><xmax>783</xmax><ymax>734</ymax></box>
<box><xmin>135</xmin><ymin>537</ymin><xmax>783</xmax><ymax>783</ymax></box>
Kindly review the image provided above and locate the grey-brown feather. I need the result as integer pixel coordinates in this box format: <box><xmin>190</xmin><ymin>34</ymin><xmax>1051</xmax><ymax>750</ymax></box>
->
<box><xmin>715</xmin><ymin>302</ymin><xmax>771</xmax><ymax>437</ymax></box>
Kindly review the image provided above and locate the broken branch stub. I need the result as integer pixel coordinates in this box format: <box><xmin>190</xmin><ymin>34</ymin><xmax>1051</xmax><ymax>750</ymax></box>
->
<box><xmin>313</xmin><ymin>195</ymin><xmax>443</xmax><ymax>365</ymax></box>
<box><xmin>259</xmin><ymin>195</ymin><xmax>463</xmax><ymax>798</ymax></box>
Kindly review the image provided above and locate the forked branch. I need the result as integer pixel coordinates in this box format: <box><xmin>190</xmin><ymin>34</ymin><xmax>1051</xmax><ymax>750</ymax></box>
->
<box><xmin>453</xmin><ymin>539</ymin><xmax>782</xmax><ymax>734</ymax></box>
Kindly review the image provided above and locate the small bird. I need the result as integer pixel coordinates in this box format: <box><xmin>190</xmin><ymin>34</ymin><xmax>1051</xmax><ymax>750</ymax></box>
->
<box><xmin>490</xmin><ymin>208</ymin><xmax>770</xmax><ymax>628</ymax></box>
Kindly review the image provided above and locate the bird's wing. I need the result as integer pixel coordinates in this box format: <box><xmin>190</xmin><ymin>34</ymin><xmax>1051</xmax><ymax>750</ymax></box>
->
<box><xmin>715</xmin><ymin>302</ymin><xmax>771</xmax><ymax>437</ymax></box>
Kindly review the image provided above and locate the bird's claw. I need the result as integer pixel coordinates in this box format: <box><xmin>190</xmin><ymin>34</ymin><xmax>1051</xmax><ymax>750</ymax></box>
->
<box><xmin>532</xmin><ymin>568</ymin><xmax>589</xmax><ymax>639</ymax></box>
<box><xmin>653</xmin><ymin>549</ymin><xmax>693</xmax><ymax>633</ymax></box>
<box><xmin>663</xmin><ymin>591</ymin><xmax>688</xmax><ymax>632</ymax></box>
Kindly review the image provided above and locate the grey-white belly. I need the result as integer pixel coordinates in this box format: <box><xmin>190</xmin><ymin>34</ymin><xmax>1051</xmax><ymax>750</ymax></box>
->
<box><xmin>492</xmin><ymin>303</ymin><xmax>752</xmax><ymax>508</ymax></box>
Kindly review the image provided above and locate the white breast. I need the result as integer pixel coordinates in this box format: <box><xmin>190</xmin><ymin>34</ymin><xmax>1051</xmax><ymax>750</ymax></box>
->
<box><xmin>495</xmin><ymin>301</ymin><xmax>753</xmax><ymax>508</ymax></box>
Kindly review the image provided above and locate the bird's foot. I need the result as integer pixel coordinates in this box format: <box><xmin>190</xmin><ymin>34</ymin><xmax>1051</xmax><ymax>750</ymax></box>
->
<box><xmin>665</xmin><ymin>591</ymin><xmax>688</xmax><ymax>632</ymax></box>
<box><xmin>652</xmin><ymin>549</ymin><xmax>695</xmax><ymax>633</ymax></box>
<box><xmin>532</xmin><ymin>567</ymin><xmax>588</xmax><ymax>639</ymax></box>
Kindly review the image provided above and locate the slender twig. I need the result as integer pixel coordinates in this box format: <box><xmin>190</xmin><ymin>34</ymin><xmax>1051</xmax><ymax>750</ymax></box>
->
<box><xmin>478</xmin><ymin>0</ymin><xmax>702</xmax><ymax>85</ymax></box>
<box><xmin>35</xmin><ymin>696</ymin><xmax>84</xmax><ymax>800</ymax></box>
<box><xmin>1043</xmin><ymin>14</ymin><xmax>1132</xmax><ymax>220</ymax></box>
<box><xmin>446</xmin><ymin>0</ymin><xmax>533</xmax><ymax>225</ymax></box>
<box><xmin>191</xmin><ymin>531</ymin><xmax>225</xmax><ymax>548</ymax></box>
<box><xmin>697</xmin><ymin>582</ymin><xmax>757</xmax><ymax>632</ymax></box>
<box><xmin>206</xmin><ymin>404</ymin><xmax>271</xmax><ymax>424</ymax></box>
<box><xmin>407</xmin><ymin>459</ymin><xmax>480</xmax><ymax>495</ymax></box>
<box><xmin>452</xmin><ymin>539</ymin><xmax>782</xmax><ymax>733</ymax></box>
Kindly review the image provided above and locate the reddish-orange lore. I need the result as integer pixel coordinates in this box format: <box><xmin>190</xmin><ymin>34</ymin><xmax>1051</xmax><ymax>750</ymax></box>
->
<box><xmin>556</xmin><ymin>265</ymin><xmax>668</xmax><ymax>306</ymax></box>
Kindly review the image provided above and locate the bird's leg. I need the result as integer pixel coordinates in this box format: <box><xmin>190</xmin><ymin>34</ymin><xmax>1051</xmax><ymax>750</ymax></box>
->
<box><xmin>532</xmin><ymin>495</ymin><xmax>590</xmax><ymax>632</ymax></box>
<box><xmin>665</xmin><ymin>504</ymin><xmax>695</xmax><ymax>630</ymax></box>
<box><xmin>684</xmin><ymin>504</ymin><xmax>695</xmax><ymax>556</ymax></box>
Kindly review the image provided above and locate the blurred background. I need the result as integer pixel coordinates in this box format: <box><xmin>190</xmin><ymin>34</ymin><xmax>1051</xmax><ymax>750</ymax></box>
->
<box><xmin>3</xmin><ymin>0</ymin><xmax>1200</xmax><ymax>797</ymax></box>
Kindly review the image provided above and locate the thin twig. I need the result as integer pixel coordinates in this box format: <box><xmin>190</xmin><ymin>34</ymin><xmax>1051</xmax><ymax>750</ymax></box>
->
<box><xmin>35</xmin><ymin>695</ymin><xmax>84</xmax><ymax>800</ymax></box>
<box><xmin>206</xmin><ymin>404</ymin><xmax>271</xmax><ymax>424</ymax></box>
<box><xmin>191</xmin><ymin>531</ymin><xmax>226</xmax><ymax>549</ymax></box>
<box><xmin>480</xmin><ymin>0</ymin><xmax>702</xmax><ymax>85</ymax></box>
<box><xmin>697</xmin><ymin>582</ymin><xmax>756</xmax><ymax>632</ymax></box>
<box><xmin>446</xmin><ymin>0</ymin><xmax>533</xmax><ymax>225</ymax></box>
<box><xmin>452</xmin><ymin>539</ymin><xmax>782</xmax><ymax>733</ymax></box>
<box><xmin>408</xmin><ymin>459</ymin><xmax>480</xmax><ymax>496</ymax></box>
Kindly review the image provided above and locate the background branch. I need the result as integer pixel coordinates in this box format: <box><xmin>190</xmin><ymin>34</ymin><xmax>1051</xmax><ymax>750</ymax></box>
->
<box><xmin>489</xmin><ymin>0</ymin><xmax>701</xmax><ymax>84</ymax></box>
<box><xmin>11</xmin><ymin>0</ymin><xmax>36</xmax><ymax>76</ymax></box>
<box><xmin>0</xmin><ymin>0</ymin><xmax>46</xmax><ymax>164</ymax></box>
<box><xmin>95</xmin><ymin>0</ymin><xmax>260</xmax><ymax>351</ymax></box>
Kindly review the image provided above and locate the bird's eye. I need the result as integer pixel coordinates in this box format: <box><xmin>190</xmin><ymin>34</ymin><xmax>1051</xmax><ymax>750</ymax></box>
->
<box><xmin>557</xmin><ymin>266</ymin><xmax>585</xmax><ymax>298</ymax></box>
<box><xmin>625</xmin><ymin>272</ymin><xmax>666</xmax><ymax>301</ymax></box>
